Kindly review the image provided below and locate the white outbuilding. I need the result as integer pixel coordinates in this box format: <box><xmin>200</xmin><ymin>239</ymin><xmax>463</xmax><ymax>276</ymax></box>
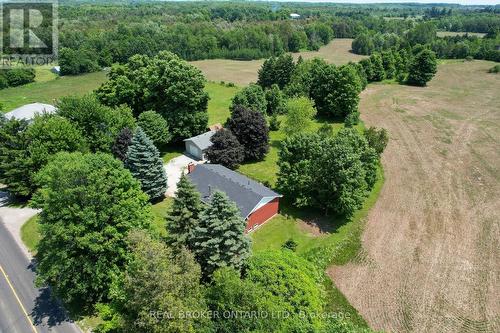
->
<box><xmin>4</xmin><ymin>103</ymin><xmax>57</xmax><ymax>121</ymax></box>
<box><xmin>183</xmin><ymin>130</ymin><xmax>217</xmax><ymax>161</ymax></box>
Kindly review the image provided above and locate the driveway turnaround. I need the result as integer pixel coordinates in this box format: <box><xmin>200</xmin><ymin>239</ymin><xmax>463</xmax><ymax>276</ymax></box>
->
<box><xmin>163</xmin><ymin>154</ymin><xmax>200</xmax><ymax>197</ymax></box>
<box><xmin>0</xmin><ymin>193</ymin><xmax>81</xmax><ymax>333</ymax></box>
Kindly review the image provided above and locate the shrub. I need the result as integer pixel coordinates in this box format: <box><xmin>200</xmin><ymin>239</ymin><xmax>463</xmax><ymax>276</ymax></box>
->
<box><xmin>3</xmin><ymin>68</ymin><xmax>36</xmax><ymax>87</ymax></box>
<box><xmin>269</xmin><ymin>114</ymin><xmax>281</xmax><ymax>131</ymax></box>
<box><xmin>137</xmin><ymin>110</ymin><xmax>171</xmax><ymax>146</ymax></box>
<box><xmin>364</xmin><ymin>126</ymin><xmax>389</xmax><ymax>156</ymax></box>
<box><xmin>488</xmin><ymin>64</ymin><xmax>500</xmax><ymax>73</ymax></box>
<box><xmin>205</xmin><ymin>129</ymin><xmax>244</xmax><ymax>170</ymax></box>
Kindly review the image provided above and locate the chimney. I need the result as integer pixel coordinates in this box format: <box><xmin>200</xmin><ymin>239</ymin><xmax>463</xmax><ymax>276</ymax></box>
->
<box><xmin>187</xmin><ymin>162</ymin><xmax>196</xmax><ymax>174</ymax></box>
<box><xmin>208</xmin><ymin>185</ymin><xmax>212</xmax><ymax>197</ymax></box>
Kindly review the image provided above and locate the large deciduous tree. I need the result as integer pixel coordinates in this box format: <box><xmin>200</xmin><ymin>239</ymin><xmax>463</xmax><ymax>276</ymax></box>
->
<box><xmin>165</xmin><ymin>173</ymin><xmax>203</xmax><ymax>251</ymax></box>
<box><xmin>310</xmin><ymin>62</ymin><xmax>362</xmax><ymax>120</ymax></box>
<box><xmin>407</xmin><ymin>49</ymin><xmax>437</xmax><ymax>86</ymax></box>
<box><xmin>369</xmin><ymin>53</ymin><xmax>385</xmax><ymax>82</ymax></box>
<box><xmin>265</xmin><ymin>84</ymin><xmax>287</xmax><ymax>115</ymax></box>
<box><xmin>277</xmin><ymin>128</ymin><xmax>379</xmax><ymax>216</ymax></box>
<box><xmin>246</xmin><ymin>250</ymin><xmax>325</xmax><ymax>332</ymax></box>
<box><xmin>0</xmin><ymin>115</ymin><xmax>88</xmax><ymax>197</ymax></box>
<box><xmin>192</xmin><ymin>191</ymin><xmax>251</xmax><ymax>277</ymax></box>
<box><xmin>283</xmin><ymin>97</ymin><xmax>317</xmax><ymax>136</ymax></box>
<box><xmin>105</xmin><ymin>230</ymin><xmax>210</xmax><ymax>333</ymax></box>
<box><xmin>230</xmin><ymin>84</ymin><xmax>267</xmax><ymax>115</ymax></box>
<box><xmin>31</xmin><ymin>152</ymin><xmax>152</xmax><ymax>310</ymax></box>
<box><xmin>226</xmin><ymin>105</ymin><xmax>269</xmax><ymax>161</ymax></box>
<box><xmin>125</xmin><ymin>128</ymin><xmax>167</xmax><ymax>202</ymax></box>
<box><xmin>57</xmin><ymin>94</ymin><xmax>135</xmax><ymax>153</ymax></box>
<box><xmin>96</xmin><ymin>51</ymin><xmax>209</xmax><ymax>140</ymax></box>
<box><xmin>204</xmin><ymin>129</ymin><xmax>244</xmax><ymax>170</ymax></box>
<box><xmin>0</xmin><ymin>118</ymin><xmax>31</xmax><ymax>197</ymax></box>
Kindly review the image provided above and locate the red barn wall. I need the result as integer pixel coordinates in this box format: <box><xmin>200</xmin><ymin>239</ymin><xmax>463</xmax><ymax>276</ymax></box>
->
<box><xmin>245</xmin><ymin>198</ymin><xmax>279</xmax><ymax>232</ymax></box>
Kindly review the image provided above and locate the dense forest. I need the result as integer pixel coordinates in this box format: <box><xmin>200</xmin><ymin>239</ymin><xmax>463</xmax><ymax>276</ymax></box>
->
<box><xmin>52</xmin><ymin>1</ymin><xmax>500</xmax><ymax>75</ymax></box>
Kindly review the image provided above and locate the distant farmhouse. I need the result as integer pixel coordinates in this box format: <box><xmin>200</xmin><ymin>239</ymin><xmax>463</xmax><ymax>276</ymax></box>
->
<box><xmin>4</xmin><ymin>103</ymin><xmax>56</xmax><ymax>121</ymax></box>
<box><xmin>290</xmin><ymin>13</ymin><xmax>300</xmax><ymax>19</ymax></box>
<box><xmin>51</xmin><ymin>66</ymin><xmax>61</xmax><ymax>75</ymax></box>
<box><xmin>187</xmin><ymin>163</ymin><xmax>282</xmax><ymax>231</ymax></box>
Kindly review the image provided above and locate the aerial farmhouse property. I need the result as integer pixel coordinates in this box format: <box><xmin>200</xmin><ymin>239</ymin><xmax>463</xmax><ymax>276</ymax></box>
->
<box><xmin>187</xmin><ymin>163</ymin><xmax>282</xmax><ymax>232</ymax></box>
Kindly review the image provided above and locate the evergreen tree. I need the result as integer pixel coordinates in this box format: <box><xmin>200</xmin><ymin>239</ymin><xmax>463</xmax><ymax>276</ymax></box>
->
<box><xmin>192</xmin><ymin>191</ymin><xmax>251</xmax><ymax>277</ymax></box>
<box><xmin>257</xmin><ymin>56</ymin><xmax>276</xmax><ymax>89</ymax></box>
<box><xmin>165</xmin><ymin>173</ymin><xmax>203</xmax><ymax>251</ymax></box>
<box><xmin>112</xmin><ymin>127</ymin><xmax>133</xmax><ymax>162</ymax></box>
<box><xmin>0</xmin><ymin>118</ymin><xmax>31</xmax><ymax>197</ymax></box>
<box><xmin>125</xmin><ymin>128</ymin><xmax>167</xmax><ymax>202</ymax></box>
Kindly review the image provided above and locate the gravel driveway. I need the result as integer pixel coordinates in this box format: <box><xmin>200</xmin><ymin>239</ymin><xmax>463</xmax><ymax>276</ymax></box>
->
<box><xmin>0</xmin><ymin>191</ymin><xmax>39</xmax><ymax>259</ymax></box>
<box><xmin>164</xmin><ymin>155</ymin><xmax>201</xmax><ymax>197</ymax></box>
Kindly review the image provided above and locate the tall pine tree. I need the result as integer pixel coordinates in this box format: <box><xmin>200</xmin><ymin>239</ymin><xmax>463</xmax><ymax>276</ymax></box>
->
<box><xmin>125</xmin><ymin>127</ymin><xmax>167</xmax><ymax>202</ymax></box>
<box><xmin>192</xmin><ymin>191</ymin><xmax>251</xmax><ymax>277</ymax></box>
<box><xmin>166</xmin><ymin>173</ymin><xmax>203</xmax><ymax>251</ymax></box>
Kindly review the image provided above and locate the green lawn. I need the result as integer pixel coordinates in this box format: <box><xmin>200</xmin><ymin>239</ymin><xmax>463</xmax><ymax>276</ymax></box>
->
<box><xmin>159</xmin><ymin>81</ymin><xmax>238</xmax><ymax>163</ymax></box>
<box><xmin>238</xmin><ymin>118</ymin><xmax>359</xmax><ymax>187</ymax></box>
<box><xmin>151</xmin><ymin>197</ymin><xmax>173</xmax><ymax>237</ymax></box>
<box><xmin>21</xmin><ymin>214</ymin><xmax>40</xmax><ymax>254</ymax></box>
<box><xmin>0</xmin><ymin>71</ymin><xmax>107</xmax><ymax>112</ymax></box>
<box><xmin>250</xmin><ymin>165</ymin><xmax>385</xmax><ymax>327</ymax></box>
<box><xmin>205</xmin><ymin>81</ymin><xmax>239</xmax><ymax>125</ymax></box>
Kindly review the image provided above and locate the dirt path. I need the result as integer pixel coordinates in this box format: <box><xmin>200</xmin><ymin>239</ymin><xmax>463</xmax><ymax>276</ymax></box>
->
<box><xmin>329</xmin><ymin>61</ymin><xmax>500</xmax><ymax>333</ymax></box>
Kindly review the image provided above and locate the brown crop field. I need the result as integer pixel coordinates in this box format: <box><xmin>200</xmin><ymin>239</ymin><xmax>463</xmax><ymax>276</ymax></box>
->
<box><xmin>190</xmin><ymin>38</ymin><xmax>365</xmax><ymax>86</ymax></box>
<box><xmin>329</xmin><ymin>60</ymin><xmax>500</xmax><ymax>333</ymax></box>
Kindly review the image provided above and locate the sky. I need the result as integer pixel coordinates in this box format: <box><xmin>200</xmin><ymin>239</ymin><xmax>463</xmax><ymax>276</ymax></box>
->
<box><xmin>271</xmin><ymin>0</ymin><xmax>499</xmax><ymax>5</ymax></box>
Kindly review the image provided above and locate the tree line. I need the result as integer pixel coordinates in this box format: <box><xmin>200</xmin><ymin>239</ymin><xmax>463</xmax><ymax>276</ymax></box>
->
<box><xmin>352</xmin><ymin>21</ymin><xmax>500</xmax><ymax>62</ymax></box>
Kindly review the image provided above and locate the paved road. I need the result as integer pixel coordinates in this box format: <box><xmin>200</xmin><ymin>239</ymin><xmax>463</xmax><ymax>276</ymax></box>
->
<box><xmin>0</xmin><ymin>219</ymin><xmax>81</xmax><ymax>333</ymax></box>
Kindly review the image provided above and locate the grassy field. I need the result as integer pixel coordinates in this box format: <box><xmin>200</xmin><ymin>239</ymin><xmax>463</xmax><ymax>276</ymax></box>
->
<box><xmin>437</xmin><ymin>31</ymin><xmax>486</xmax><ymax>38</ymax></box>
<box><xmin>331</xmin><ymin>60</ymin><xmax>500</xmax><ymax>333</ymax></box>
<box><xmin>0</xmin><ymin>71</ymin><xmax>107</xmax><ymax>112</ymax></box>
<box><xmin>191</xmin><ymin>38</ymin><xmax>365</xmax><ymax>85</ymax></box>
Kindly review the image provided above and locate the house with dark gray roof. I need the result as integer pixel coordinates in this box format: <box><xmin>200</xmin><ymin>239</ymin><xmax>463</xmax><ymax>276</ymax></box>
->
<box><xmin>187</xmin><ymin>163</ymin><xmax>282</xmax><ymax>231</ymax></box>
<box><xmin>183</xmin><ymin>130</ymin><xmax>217</xmax><ymax>160</ymax></box>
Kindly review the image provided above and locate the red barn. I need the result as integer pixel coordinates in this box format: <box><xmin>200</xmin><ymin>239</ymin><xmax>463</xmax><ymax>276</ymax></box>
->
<box><xmin>187</xmin><ymin>163</ymin><xmax>282</xmax><ymax>232</ymax></box>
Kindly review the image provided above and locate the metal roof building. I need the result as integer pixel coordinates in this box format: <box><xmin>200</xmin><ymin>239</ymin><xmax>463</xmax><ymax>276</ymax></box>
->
<box><xmin>183</xmin><ymin>130</ymin><xmax>217</xmax><ymax>160</ymax></box>
<box><xmin>4</xmin><ymin>103</ymin><xmax>56</xmax><ymax>121</ymax></box>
